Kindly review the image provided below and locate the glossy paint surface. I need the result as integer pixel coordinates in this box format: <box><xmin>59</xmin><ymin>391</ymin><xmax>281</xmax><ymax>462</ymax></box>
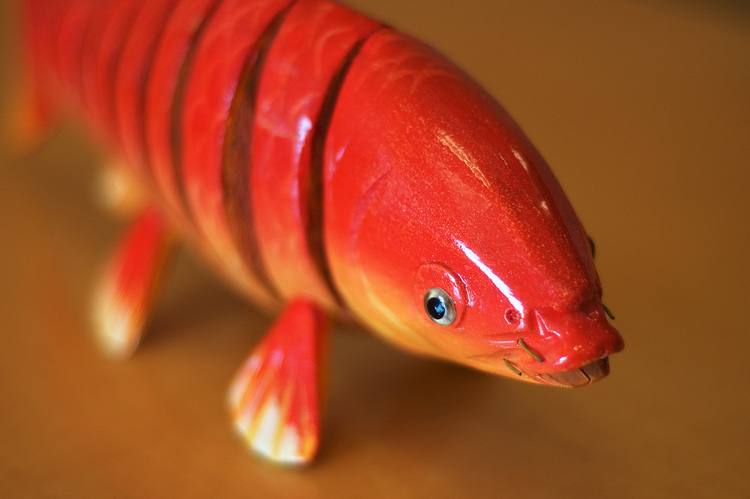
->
<box><xmin>114</xmin><ymin>0</ymin><xmax>176</xmax><ymax>173</ymax></box>
<box><xmin>79</xmin><ymin>0</ymin><xmax>139</xmax><ymax>130</ymax></box>
<box><xmin>179</xmin><ymin>0</ymin><xmax>293</xmax><ymax>301</ymax></box>
<box><xmin>6</xmin><ymin>0</ymin><xmax>750</xmax><ymax>490</ymax></box>
<box><xmin>229</xmin><ymin>297</ymin><xmax>328</xmax><ymax>463</ymax></box>
<box><xmin>94</xmin><ymin>208</ymin><xmax>176</xmax><ymax>357</ymax></box>
<box><xmin>251</xmin><ymin>0</ymin><xmax>381</xmax><ymax>307</ymax></box>
<box><xmin>326</xmin><ymin>29</ymin><xmax>623</xmax><ymax>383</ymax></box>
<box><xmin>144</xmin><ymin>0</ymin><xmax>217</xmax><ymax>227</ymax></box>
<box><xmin>20</xmin><ymin>0</ymin><xmax>623</xmax><ymax>464</ymax></box>
<box><xmin>25</xmin><ymin>0</ymin><xmax>622</xmax><ymax>383</ymax></box>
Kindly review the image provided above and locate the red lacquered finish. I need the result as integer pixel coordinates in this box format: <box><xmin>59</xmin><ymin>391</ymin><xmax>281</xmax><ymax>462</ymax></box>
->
<box><xmin>326</xmin><ymin>30</ymin><xmax>624</xmax><ymax>381</ymax></box>
<box><xmin>144</xmin><ymin>0</ymin><xmax>218</xmax><ymax>226</ymax></box>
<box><xmin>229</xmin><ymin>297</ymin><xmax>329</xmax><ymax>463</ymax></box>
<box><xmin>180</xmin><ymin>0</ymin><xmax>294</xmax><ymax>301</ymax></box>
<box><xmin>93</xmin><ymin>208</ymin><xmax>176</xmax><ymax>357</ymax></box>
<box><xmin>20</xmin><ymin>0</ymin><xmax>624</xmax><ymax>464</ymax></box>
<box><xmin>48</xmin><ymin>1</ymin><xmax>98</xmax><ymax>99</ymax></box>
<box><xmin>79</xmin><ymin>1</ymin><xmax>138</xmax><ymax>129</ymax></box>
<box><xmin>251</xmin><ymin>0</ymin><xmax>381</xmax><ymax>307</ymax></box>
<box><xmin>114</xmin><ymin>0</ymin><xmax>176</xmax><ymax>172</ymax></box>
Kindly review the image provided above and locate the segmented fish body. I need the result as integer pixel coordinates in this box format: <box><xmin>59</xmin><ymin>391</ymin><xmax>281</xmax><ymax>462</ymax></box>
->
<box><xmin>20</xmin><ymin>0</ymin><xmax>624</xmax><ymax>464</ymax></box>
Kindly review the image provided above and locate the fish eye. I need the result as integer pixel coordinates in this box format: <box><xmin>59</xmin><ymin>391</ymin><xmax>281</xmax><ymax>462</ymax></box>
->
<box><xmin>424</xmin><ymin>288</ymin><xmax>456</xmax><ymax>325</ymax></box>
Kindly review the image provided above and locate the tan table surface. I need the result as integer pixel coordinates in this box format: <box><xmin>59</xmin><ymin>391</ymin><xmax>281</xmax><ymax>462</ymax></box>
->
<box><xmin>1</xmin><ymin>1</ymin><xmax>748</xmax><ymax>497</ymax></box>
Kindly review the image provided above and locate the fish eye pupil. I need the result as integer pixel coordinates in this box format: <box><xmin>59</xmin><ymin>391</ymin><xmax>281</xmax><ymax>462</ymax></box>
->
<box><xmin>423</xmin><ymin>288</ymin><xmax>456</xmax><ymax>325</ymax></box>
<box><xmin>426</xmin><ymin>297</ymin><xmax>446</xmax><ymax>319</ymax></box>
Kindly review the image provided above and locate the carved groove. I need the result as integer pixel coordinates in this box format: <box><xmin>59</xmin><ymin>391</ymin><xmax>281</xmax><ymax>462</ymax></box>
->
<box><xmin>308</xmin><ymin>35</ymin><xmax>375</xmax><ymax>307</ymax></box>
<box><xmin>104</xmin><ymin>4</ymin><xmax>140</xmax><ymax>134</ymax></box>
<box><xmin>135</xmin><ymin>0</ymin><xmax>180</xmax><ymax>172</ymax></box>
<box><xmin>221</xmin><ymin>6</ymin><xmax>295</xmax><ymax>299</ymax></box>
<box><xmin>169</xmin><ymin>0</ymin><xmax>224</xmax><ymax>223</ymax></box>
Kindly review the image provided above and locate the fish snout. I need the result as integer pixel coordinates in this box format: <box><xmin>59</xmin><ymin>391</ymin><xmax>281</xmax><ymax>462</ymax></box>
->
<box><xmin>513</xmin><ymin>304</ymin><xmax>623</xmax><ymax>386</ymax></box>
<box><xmin>536</xmin><ymin>303</ymin><xmax>622</xmax><ymax>360</ymax></box>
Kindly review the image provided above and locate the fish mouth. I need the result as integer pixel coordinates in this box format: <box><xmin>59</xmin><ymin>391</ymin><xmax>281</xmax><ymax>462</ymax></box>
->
<box><xmin>534</xmin><ymin>357</ymin><xmax>610</xmax><ymax>387</ymax></box>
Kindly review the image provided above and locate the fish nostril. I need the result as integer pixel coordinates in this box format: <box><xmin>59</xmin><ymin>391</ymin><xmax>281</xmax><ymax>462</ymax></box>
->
<box><xmin>504</xmin><ymin>308</ymin><xmax>521</xmax><ymax>325</ymax></box>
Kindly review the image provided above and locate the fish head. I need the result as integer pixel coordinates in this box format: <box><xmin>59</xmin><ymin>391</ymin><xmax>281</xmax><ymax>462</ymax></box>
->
<box><xmin>325</xmin><ymin>30</ymin><xmax>624</xmax><ymax>386</ymax></box>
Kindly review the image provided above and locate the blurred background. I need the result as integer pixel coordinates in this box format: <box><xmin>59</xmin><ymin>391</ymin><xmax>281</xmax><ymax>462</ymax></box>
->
<box><xmin>1</xmin><ymin>0</ymin><xmax>748</xmax><ymax>496</ymax></box>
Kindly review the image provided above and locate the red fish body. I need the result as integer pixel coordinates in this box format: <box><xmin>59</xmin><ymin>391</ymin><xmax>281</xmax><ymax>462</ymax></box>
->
<box><xmin>20</xmin><ymin>0</ymin><xmax>624</xmax><ymax>464</ymax></box>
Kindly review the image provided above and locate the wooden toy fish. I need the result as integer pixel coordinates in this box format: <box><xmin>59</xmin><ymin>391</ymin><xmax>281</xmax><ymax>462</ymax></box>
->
<box><xmin>18</xmin><ymin>0</ymin><xmax>624</xmax><ymax>465</ymax></box>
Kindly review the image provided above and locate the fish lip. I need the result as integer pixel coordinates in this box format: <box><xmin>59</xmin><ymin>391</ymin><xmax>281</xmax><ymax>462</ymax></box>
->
<box><xmin>534</xmin><ymin>357</ymin><xmax>611</xmax><ymax>387</ymax></box>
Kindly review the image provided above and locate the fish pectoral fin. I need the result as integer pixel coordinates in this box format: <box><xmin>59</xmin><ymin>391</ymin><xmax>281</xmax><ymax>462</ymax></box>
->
<box><xmin>92</xmin><ymin>207</ymin><xmax>177</xmax><ymax>358</ymax></box>
<box><xmin>228</xmin><ymin>298</ymin><xmax>329</xmax><ymax>465</ymax></box>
